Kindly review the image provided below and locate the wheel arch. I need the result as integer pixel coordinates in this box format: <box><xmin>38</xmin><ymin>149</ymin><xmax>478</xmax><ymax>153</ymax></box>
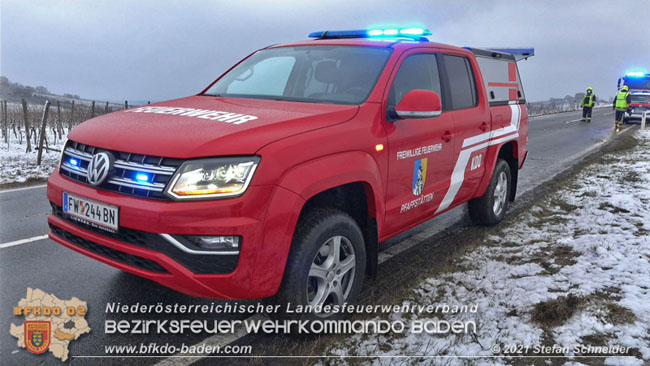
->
<box><xmin>277</xmin><ymin>151</ymin><xmax>385</xmax><ymax>279</ymax></box>
<box><xmin>475</xmin><ymin>140</ymin><xmax>519</xmax><ymax>201</ymax></box>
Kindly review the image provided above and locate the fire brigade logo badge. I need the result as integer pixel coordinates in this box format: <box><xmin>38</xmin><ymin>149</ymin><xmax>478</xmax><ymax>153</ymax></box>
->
<box><xmin>412</xmin><ymin>158</ymin><xmax>428</xmax><ymax>196</ymax></box>
<box><xmin>25</xmin><ymin>321</ymin><xmax>51</xmax><ymax>354</ymax></box>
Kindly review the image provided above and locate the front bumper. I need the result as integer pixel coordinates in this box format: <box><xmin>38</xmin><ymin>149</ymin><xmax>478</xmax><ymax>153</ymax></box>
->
<box><xmin>47</xmin><ymin>168</ymin><xmax>304</xmax><ymax>299</ymax></box>
<box><xmin>626</xmin><ymin>111</ymin><xmax>649</xmax><ymax>121</ymax></box>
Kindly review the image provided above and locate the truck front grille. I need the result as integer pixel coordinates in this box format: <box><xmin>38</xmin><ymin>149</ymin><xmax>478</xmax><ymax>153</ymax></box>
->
<box><xmin>59</xmin><ymin>140</ymin><xmax>183</xmax><ymax>200</ymax></box>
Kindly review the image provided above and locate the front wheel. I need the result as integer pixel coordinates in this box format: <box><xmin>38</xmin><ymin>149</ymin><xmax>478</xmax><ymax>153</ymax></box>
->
<box><xmin>468</xmin><ymin>159</ymin><xmax>512</xmax><ymax>225</ymax></box>
<box><xmin>271</xmin><ymin>208</ymin><xmax>366</xmax><ymax>321</ymax></box>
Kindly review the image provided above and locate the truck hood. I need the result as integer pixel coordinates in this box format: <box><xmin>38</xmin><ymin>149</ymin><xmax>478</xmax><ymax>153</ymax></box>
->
<box><xmin>68</xmin><ymin>96</ymin><xmax>359</xmax><ymax>158</ymax></box>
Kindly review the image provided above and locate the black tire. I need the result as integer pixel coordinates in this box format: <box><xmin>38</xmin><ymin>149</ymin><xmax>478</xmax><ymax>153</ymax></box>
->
<box><xmin>271</xmin><ymin>208</ymin><xmax>366</xmax><ymax>321</ymax></box>
<box><xmin>468</xmin><ymin>159</ymin><xmax>511</xmax><ymax>225</ymax></box>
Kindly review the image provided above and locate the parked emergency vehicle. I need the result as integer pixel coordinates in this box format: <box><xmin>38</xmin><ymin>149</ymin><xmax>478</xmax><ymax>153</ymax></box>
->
<box><xmin>47</xmin><ymin>28</ymin><xmax>532</xmax><ymax>319</ymax></box>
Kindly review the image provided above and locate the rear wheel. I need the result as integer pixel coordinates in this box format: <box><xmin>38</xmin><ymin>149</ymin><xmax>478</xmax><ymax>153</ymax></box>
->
<box><xmin>271</xmin><ymin>208</ymin><xmax>366</xmax><ymax>321</ymax></box>
<box><xmin>468</xmin><ymin>159</ymin><xmax>511</xmax><ymax>225</ymax></box>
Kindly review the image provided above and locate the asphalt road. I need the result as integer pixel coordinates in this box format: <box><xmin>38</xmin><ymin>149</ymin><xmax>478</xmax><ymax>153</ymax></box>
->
<box><xmin>0</xmin><ymin>108</ymin><xmax>620</xmax><ymax>366</ymax></box>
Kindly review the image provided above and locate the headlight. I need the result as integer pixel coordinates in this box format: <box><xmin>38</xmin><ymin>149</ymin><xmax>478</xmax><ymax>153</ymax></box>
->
<box><xmin>165</xmin><ymin>157</ymin><xmax>260</xmax><ymax>200</ymax></box>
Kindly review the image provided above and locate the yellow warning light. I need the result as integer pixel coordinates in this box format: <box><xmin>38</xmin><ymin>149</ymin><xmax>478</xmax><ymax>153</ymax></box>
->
<box><xmin>375</xmin><ymin>144</ymin><xmax>384</xmax><ymax>152</ymax></box>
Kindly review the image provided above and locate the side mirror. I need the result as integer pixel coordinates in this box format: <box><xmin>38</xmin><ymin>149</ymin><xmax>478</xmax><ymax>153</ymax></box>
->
<box><xmin>394</xmin><ymin>89</ymin><xmax>442</xmax><ymax>119</ymax></box>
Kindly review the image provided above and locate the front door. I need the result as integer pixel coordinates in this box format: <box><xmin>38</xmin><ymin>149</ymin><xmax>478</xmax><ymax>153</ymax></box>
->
<box><xmin>383</xmin><ymin>51</ymin><xmax>455</xmax><ymax>235</ymax></box>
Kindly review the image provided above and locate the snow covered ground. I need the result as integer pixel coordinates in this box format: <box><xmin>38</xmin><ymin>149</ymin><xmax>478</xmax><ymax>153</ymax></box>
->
<box><xmin>0</xmin><ymin>129</ymin><xmax>65</xmax><ymax>186</ymax></box>
<box><xmin>325</xmin><ymin>130</ymin><xmax>650</xmax><ymax>366</ymax></box>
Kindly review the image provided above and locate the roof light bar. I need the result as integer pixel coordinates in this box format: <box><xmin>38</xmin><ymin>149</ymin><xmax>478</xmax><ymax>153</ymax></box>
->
<box><xmin>309</xmin><ymin>28</ymin><xmax>431</xmax><ymax>40</ymax></box>
<box><xmin>626</xmin><ymin>71</ymin><xmax>647</xmax><ymax>78</ymax></box>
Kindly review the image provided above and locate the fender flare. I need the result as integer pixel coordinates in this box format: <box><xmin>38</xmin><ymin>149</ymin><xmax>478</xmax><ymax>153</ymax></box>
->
<box><xmin>278</xmin><ymin>151</ymin><xmax>385</xmax><ymax>223</ymax></box>
<box><xmin>473</xmin><ymin>140</ymin><xmax>519</xmax><ymax>199</ymax></box>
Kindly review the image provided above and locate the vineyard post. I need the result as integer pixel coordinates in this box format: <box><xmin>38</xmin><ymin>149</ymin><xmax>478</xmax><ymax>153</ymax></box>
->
<box><xmin>69</xmin><ymin>100</ymin><xmax>75</xmax><ymax>131</ymax></box>
<box><xmin>57</xmin><ymin>101</ymin><xmax>63</xmax><ymax>139</ymax></box>
<box><xmin>22</xmin><ymin>98</ymin><xmax>32</xmax><ymax>153</ymax></box>
<box><xmin>2</xmin><ymin>100</ymin><xmax>7</xmax><ymax>145</ymax></box>
<box><xmin>37</xmin><ymin>101</ymin><xmax>51</xmax><ymax>165</ymax></box>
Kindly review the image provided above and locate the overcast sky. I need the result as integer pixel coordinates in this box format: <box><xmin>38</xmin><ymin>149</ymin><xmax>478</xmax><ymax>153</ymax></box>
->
<box><xmin>2</xmin><ymin>0</ymin><xmax>649</xmax><ymax>103</ymax></box>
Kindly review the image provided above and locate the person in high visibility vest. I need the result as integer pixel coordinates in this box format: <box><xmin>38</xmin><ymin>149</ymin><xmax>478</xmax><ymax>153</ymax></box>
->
<box><xmin>613</xmin><ymin>85</ymin><xmax>631</xmax><ymax>130</ymax></box>
<box><xmin>580</xmin><ymin>87</ymin><xmax>596</xmax><ymax>122</ymax></box>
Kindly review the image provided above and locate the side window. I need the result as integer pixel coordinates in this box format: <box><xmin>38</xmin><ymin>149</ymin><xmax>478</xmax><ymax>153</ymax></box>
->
<box><xmin>476</xmin><ymin>56</ymin><xmax>526</xmax><ymax>104</ymax></box>
<box><xmin>227</xmin><ymin>56</ymin><xmax>296</xmax><ymax>96</ymax></box>
<box><xmin>388</xmin><ymin>54</ymin><xmax>442</xmax><ymax>108</ymax></box>
<box><xmin>441</xmin><ymin>54</ymin><xmax>478</xmax><ymax>110</ymax></box>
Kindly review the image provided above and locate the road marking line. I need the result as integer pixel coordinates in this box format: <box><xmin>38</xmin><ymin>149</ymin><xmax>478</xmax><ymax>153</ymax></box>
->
<box><xmin>0</xmin><ymin>235</ymin><xmax>49</xmax><ymax>249</ymax></box>
<box><xmin>0</xmin><ymin>184</ymin><xmax>47</xmax><ymax>194</ymax></box>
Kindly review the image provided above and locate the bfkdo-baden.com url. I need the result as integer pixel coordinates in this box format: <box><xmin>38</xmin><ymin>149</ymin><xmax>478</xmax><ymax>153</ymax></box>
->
<box><xmin>104</xmin><ymin>342</ymin><xmax>252</xmax><ymax>356</ymax></box>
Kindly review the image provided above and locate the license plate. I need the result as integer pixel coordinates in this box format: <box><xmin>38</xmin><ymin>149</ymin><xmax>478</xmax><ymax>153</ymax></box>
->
<box><xmin>62</xmin><ymin>192</ymin><xmax>119</xmax><ymax>232</ymax></box>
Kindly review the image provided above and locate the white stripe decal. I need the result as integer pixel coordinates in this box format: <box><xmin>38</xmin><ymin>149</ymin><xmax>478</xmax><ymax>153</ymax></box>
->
<box><xmin>435</xmin><ymin>142</ymin><xmax>489</xmax><ymax>213</ymax></box>
<box><xmin>436</xmin><ymin>104</ymin><xmax>521</xmax><ymax>214</ymax></box>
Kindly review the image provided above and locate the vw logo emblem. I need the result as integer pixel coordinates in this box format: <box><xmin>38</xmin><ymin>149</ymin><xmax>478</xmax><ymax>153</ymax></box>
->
<box><xmin>87</xmin><ymin>152</ymin><xmax>113</xmax><ymax>186</ymax></box>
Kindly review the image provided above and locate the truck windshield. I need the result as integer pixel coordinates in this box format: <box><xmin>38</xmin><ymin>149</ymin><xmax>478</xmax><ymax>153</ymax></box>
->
<box><xmin>203</xmin><ymin>46</ymin><xmax>391</xmax><ymax>104</ymax></box>
<box><xmin>630</xmin><ymin>94</ymin><xmax>650</xmax><ymax>104</ymax></box>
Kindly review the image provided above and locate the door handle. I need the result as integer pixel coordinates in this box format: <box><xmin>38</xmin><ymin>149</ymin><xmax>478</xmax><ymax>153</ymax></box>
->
<box><xmin>480</xmin><ymin>122</ymin><xmax>489</xmax><ymax>131</ymax></box>
<box><xmin>442</xmin><ymin>131</ymin><xmax>453</xmax><ymax>142</ymax></box>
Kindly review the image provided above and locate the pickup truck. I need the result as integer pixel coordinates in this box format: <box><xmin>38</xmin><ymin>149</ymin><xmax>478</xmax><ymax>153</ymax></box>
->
<box><xmin>47</xmin><ymin>28</ymin><xmax>531</xmax><ymax>320</ymax></box>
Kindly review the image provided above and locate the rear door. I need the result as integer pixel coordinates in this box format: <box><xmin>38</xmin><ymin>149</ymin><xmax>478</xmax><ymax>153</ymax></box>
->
<box><xmin>383</xmin><ymin>50</ymin><xmax>455</xmax><ymax>234</ymax></box>
<box><xmin>435</xmin><ymin>53</ymin><xmax>490</xmax><ymax>211</ymax></box>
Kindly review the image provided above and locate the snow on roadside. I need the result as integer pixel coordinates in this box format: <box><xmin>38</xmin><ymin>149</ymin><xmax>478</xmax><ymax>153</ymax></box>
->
<box><xmin>0</xmin><ymin>130</ymin><xmax>65</xmax><ymax>185</ymax></box>
<box><xmin>325</xmin><ymin>130</ymin><xmax>650</xmax><ymax>366</ymax></box>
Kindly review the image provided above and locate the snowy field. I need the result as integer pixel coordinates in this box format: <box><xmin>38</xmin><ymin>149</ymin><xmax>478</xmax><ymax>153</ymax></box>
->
<box><xmin>0</xmin><ymin>129</ymin><xmax>65</xmax><ymax>186</ymax></box>
<box><xmin>325</xmin><ymin>130</ymin><xmax>650</xmax><ymax>366</ymax></box>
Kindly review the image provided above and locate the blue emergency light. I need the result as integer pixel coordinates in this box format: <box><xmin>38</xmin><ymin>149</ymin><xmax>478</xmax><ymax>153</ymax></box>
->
<box><xmin>69</xmin><ymin>158</ymin><xmax>79</xmax><ymax>166</ymax></box>
<box><xmin>135</xmin><ymin>173</ymin><xmax>150</xmax><ymax>182</ymax></box>
<box><xmin>626</xmin><ymin>71</ymin><xmax>647</xmax><ymax>78</ymax></box>
<box><xmin>309</xmin><ymin>27</ymin><xmax>431</xmax><ymax>40</ymax></box>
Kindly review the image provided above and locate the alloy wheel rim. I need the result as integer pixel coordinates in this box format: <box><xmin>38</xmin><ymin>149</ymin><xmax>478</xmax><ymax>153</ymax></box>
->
<box><xmin>307</xmin><ymin>235</ymin><xmax>356</xmax><ymax>315</ymax></box>
<box><xmin>493</xmin><ymin>171</ymin><xmax>508</xmax><ymax>216</ymax></box>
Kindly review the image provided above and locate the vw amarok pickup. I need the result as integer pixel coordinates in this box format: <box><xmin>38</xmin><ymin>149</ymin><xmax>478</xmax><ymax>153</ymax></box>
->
<box><xmin>48</xmin><ymin>28</ymin><xmax>532</xmax><ymax>320</ymax></box>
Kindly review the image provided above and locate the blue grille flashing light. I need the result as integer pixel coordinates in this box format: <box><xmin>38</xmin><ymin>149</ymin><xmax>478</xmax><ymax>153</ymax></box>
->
<box><xmin>135</xmin><ymin>173</ymin><xmax>150</xmax><ymax>182</ymax></box>
<box><xmin>69</xmin><ymin>158</ymin><xmax>79</xmax><ymax>166</ymax></box>
<box><xmin>309</xmin><ymin>28</ymin><xmax>431</xmax><ymax>39</ymax></box>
